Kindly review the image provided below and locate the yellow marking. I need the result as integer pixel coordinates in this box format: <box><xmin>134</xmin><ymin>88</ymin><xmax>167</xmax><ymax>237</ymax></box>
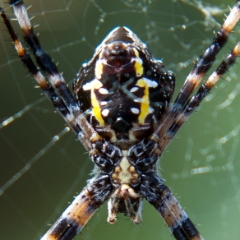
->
<box><xmin>99</xmin><ymin>49</ymin><xmax>104</xmax><ymax>59</ymax></box>
<box><xmin>134</xmin><ymin>59</ymin><xmax>143</xmax><ymax>77</ymax></box>
<box><xmin>92</xmin><ymin>98</ymin><xmax>104</xmax><ymax>126</ymax></box>
<box><xmin>133</xmin><ymin>173</ymin><xmax>138</xmax><ymax>178</ymax></box>
<box><xmin>95</xmin><ymin>59</ymin><xmax>103</xmax><ymax>79</ymax></box>
<box><xmin>129</xmin><ymin>166</ymin><xmax>136</xmax><ymax>173</ymax></box>
<box><xmin>83</xmin><ymin>79</ymin><xmax>105</xmax><ymax>126</ymax></box>
<box><xmin>90</xmin><ymin>132</ymin><xmax>102</xmax><ymax>142</ymax></box>
<box><xmin>132</xmin><ymin>48</ymin><xmax>143</xmax><ymax>77</ymax></box>
<box><xmin>112</xmin><ymin>173</ymin><xmax>117</xmax><ymax>179</ymax></box>
<box><xmin>136</xmin><ymin>79</ymin><xmax>150</xmax><ymax>124</ymax></box>
<box><xmin>115</xmin><ymin>166</ymin><xmax>121</xmax><ymax>173</ymax></box>
<box><xmin>14</xmin><ymin>40</ymin><xmax>24</xmax><ymax>56</ymax></box>
<box><xmin>133</xmin><ymin>48</ymin><xmax>139</xmax><ymax>58</ymax></box>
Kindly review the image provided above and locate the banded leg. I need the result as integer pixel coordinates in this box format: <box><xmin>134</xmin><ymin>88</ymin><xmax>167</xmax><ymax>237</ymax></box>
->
<box><xmin>41</xmin><ymin>175</ymin><xmax>115</xmax><ymax>240</ymax></box>
<box><xmin>157</xmin><ymin>42</ymin><xmax>240</xmax><ymax>152</ymax></box>
<box><xmin>140</xmin><ymin>174</ymin><xmax>203</xmax><ymax>240</ymax></box>
<box><xmin>5</xmin><ymin>0</ymin><xmax>102</xmax><ymax>150</ymax></box>
<box><xmin>10</xmin><ymin>0</ymin><xmax>79</xmax><ymax>114</ymax></box>
<box><xmin>151</xmin><ymin>0</ymin><xmax>240</xmax><ymax>145</ymax></box>
<box><xmin>0</xmin><ymin>7</ymin><xmax>82</xmax><ymax>139</ymax></box>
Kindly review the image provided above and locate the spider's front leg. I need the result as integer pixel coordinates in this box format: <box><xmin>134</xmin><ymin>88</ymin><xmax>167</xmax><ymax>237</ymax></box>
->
<box><xmin>152</xmin><ymin>0</ymin><xmax>240</xmax><ymax>151</ymax></box>
<box><xmin>139</xmin><ymin>3</ymin><xmax>240</xmax><ymax>238</ymax></box>
<box><xmin>2</xmin><ymin>0</ymin><xmax>104</xmax><ymax>152</ymax></box>
<box><xmin>41</xmin><ymin>139</ymin><xmax>130</xmax><ymax>240</ymax></box>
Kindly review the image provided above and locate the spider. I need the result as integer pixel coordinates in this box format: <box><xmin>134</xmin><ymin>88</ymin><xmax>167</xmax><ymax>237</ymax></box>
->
<box><xmin>1</xmin><ymin>0</ymin><xmax>240</xmax><ymax>239</ymax></box>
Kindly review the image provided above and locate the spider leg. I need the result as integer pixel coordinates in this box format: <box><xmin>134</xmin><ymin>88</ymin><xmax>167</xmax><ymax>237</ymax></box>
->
<box><xmin>1</xmin><ymin>6</ymin><xmax>119</xmax><ymax>238</ymax></box>
<box><xmin>140</xmin><ymin>174</ymin><xmax>203</xmax><ymax>240</ymax></box>
<box><xmin>158</xmin><ymin>41</ymin><xmax>240</xmax><ymax>152</ymax></box>
<box><xmin>144</xmin><ymin>6</ymin><xmax>240</xmax><ymax>237</ymax></box>
<box><xmin>5</xmin><ymin>0</ymin><xmax>102</xmax><ymax>150</ymax></box>
<box><xmin>174</xmin><ymin>0</ymin><xmax>240</xmax><ymax>107</ymax></box>
<box><xmin>142</xmin><ymin>5</ymin><xmax>240</xmax><ymax>239</ymax></box>
<box><xmin>41</xmin><ymin>175</ymin><xmax>115</xmax><ymax>240</ymax></box>
<box><xmin>0</xmin><ymin>7</ymin><xmax>82</xmax><ymax>138</ymax></box>
<box><xmin>151</xmin><ymin>1</ymin><xmax>240</xmax><ymax>144</ymax></box>
<box><xmin>107</xmin><ymin>187</ymin><xmax>143</xmax><ymax>224</ymax></box>
<box><xmin>10</xmin><ymin>0</ymin><xmax>78</xmax><ymax>113</ymax></box>
<box><xmin>107</xmin><ymin>192</ymin><xmax>120</xmax><ymax>224</ymax></box>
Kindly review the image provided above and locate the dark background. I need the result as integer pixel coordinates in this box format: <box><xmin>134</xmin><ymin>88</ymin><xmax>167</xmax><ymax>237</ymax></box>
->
<box><xmin>0</xmin><ymin>0</ymin><xmax>240</xmax><ymax>239</ymax></box>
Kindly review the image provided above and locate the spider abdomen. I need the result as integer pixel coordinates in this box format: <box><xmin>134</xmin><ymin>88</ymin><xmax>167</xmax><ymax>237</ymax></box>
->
<box><xmin>74</xmin><ymin>27</ymin><xmax>175</xmax><ymax>147</ymax></box>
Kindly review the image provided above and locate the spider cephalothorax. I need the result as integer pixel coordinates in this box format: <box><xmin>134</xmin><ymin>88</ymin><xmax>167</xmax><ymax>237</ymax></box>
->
<box><xmin>1</xmin><ymin>0</ymin><xmax>240</xmax><ymax>239</ymax></box>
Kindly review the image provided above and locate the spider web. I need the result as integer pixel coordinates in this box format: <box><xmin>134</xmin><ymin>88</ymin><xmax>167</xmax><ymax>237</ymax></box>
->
<box><xmin>0</xmin><ymin>0</ymin><xmax>240</xmax><ymax>239</ymax></box>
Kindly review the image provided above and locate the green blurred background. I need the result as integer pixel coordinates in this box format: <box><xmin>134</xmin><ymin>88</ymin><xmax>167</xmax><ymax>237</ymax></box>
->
<box><xmin>1</xmin><ymin>0</ymin><xmax>240</xmax><ymax>239</ymax></box>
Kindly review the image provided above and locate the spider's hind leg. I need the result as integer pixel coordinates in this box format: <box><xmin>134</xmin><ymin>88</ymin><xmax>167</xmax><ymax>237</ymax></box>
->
<box><xmin>140</xmin><ymin>174</ymin><xmax>204</xmax><ymax>240</ymax></box>
<box><xmin>41</xmin><ymin>175</ymin><xmax>115</xmax><ymax>240</ymax></box>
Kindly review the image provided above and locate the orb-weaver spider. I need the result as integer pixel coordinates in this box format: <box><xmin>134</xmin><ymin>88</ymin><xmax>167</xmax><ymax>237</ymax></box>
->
<box><xmin>1</xmin><ymin>0</ymin><xmax>240</xmax><ymax>239</ymax></box>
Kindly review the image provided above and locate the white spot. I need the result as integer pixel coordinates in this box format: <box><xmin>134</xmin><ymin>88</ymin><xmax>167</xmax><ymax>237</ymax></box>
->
<box><xmin>131</xmin><ymin>108</ymin><xmax>139</xmax><ymax>114</ymax></box>
<box><xmin>134</xmin><ymin>58</ymin><xmax>143</xmax><ymax>64</ymax></box>
<box><xmin>102</xmin><ymin>109</ymin><xmax>110</xmax><ymax>117</ymax></box>
<box><xmin>99</xmin><ymin>88</ymin><xmax>109</xmax><ymax>94</ymax></box>
<box><xmin>149</xmin><ymin>107</ymin><xmax>154</xmax><ymax>113</ymax></box>
<box><xmin>185</xmin><ymin>73</ymin><xmax>201</xmax><ymax>86</ymax></box>
<box><xmin>82</xmin><ymin>82</ymin><xmax>93</xmax><ymax>91</ymax></box>
<box><xmin>144</xmin><ymin>78</ymin><xmax>158</xmax><ymax>88</ymax></box>
<box><xmin>130</xmin><ymin>87</ymin><xmax>138</xmax><ymax>93</ymax></box>
<box><xmin>100</xmin><ymin>101</ymin><xmax>108</xmax><ymax>106</ymax></box>
<box><xmin>49</xmin><ymin>74</ymin><xmax>64</xmax><ymax>85</ymax></box>
<box><xmin>65</xmin><ymin>113</ymin><xmax>75</xmax><ymax>123</ymax></box>
<box><xmin>95</xmin><ymin>59</ymin><xmax>104</xmax><ymax>79</ymax></box>
<box><xmin>82</xmin><ymin>79</ymin><xmax>102</xmax><ymax>91</ymax></box>
<box><xmin>14</xmin><ymin>4</ymin><xmax>31</xmax><ymax>30</ymax></box>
